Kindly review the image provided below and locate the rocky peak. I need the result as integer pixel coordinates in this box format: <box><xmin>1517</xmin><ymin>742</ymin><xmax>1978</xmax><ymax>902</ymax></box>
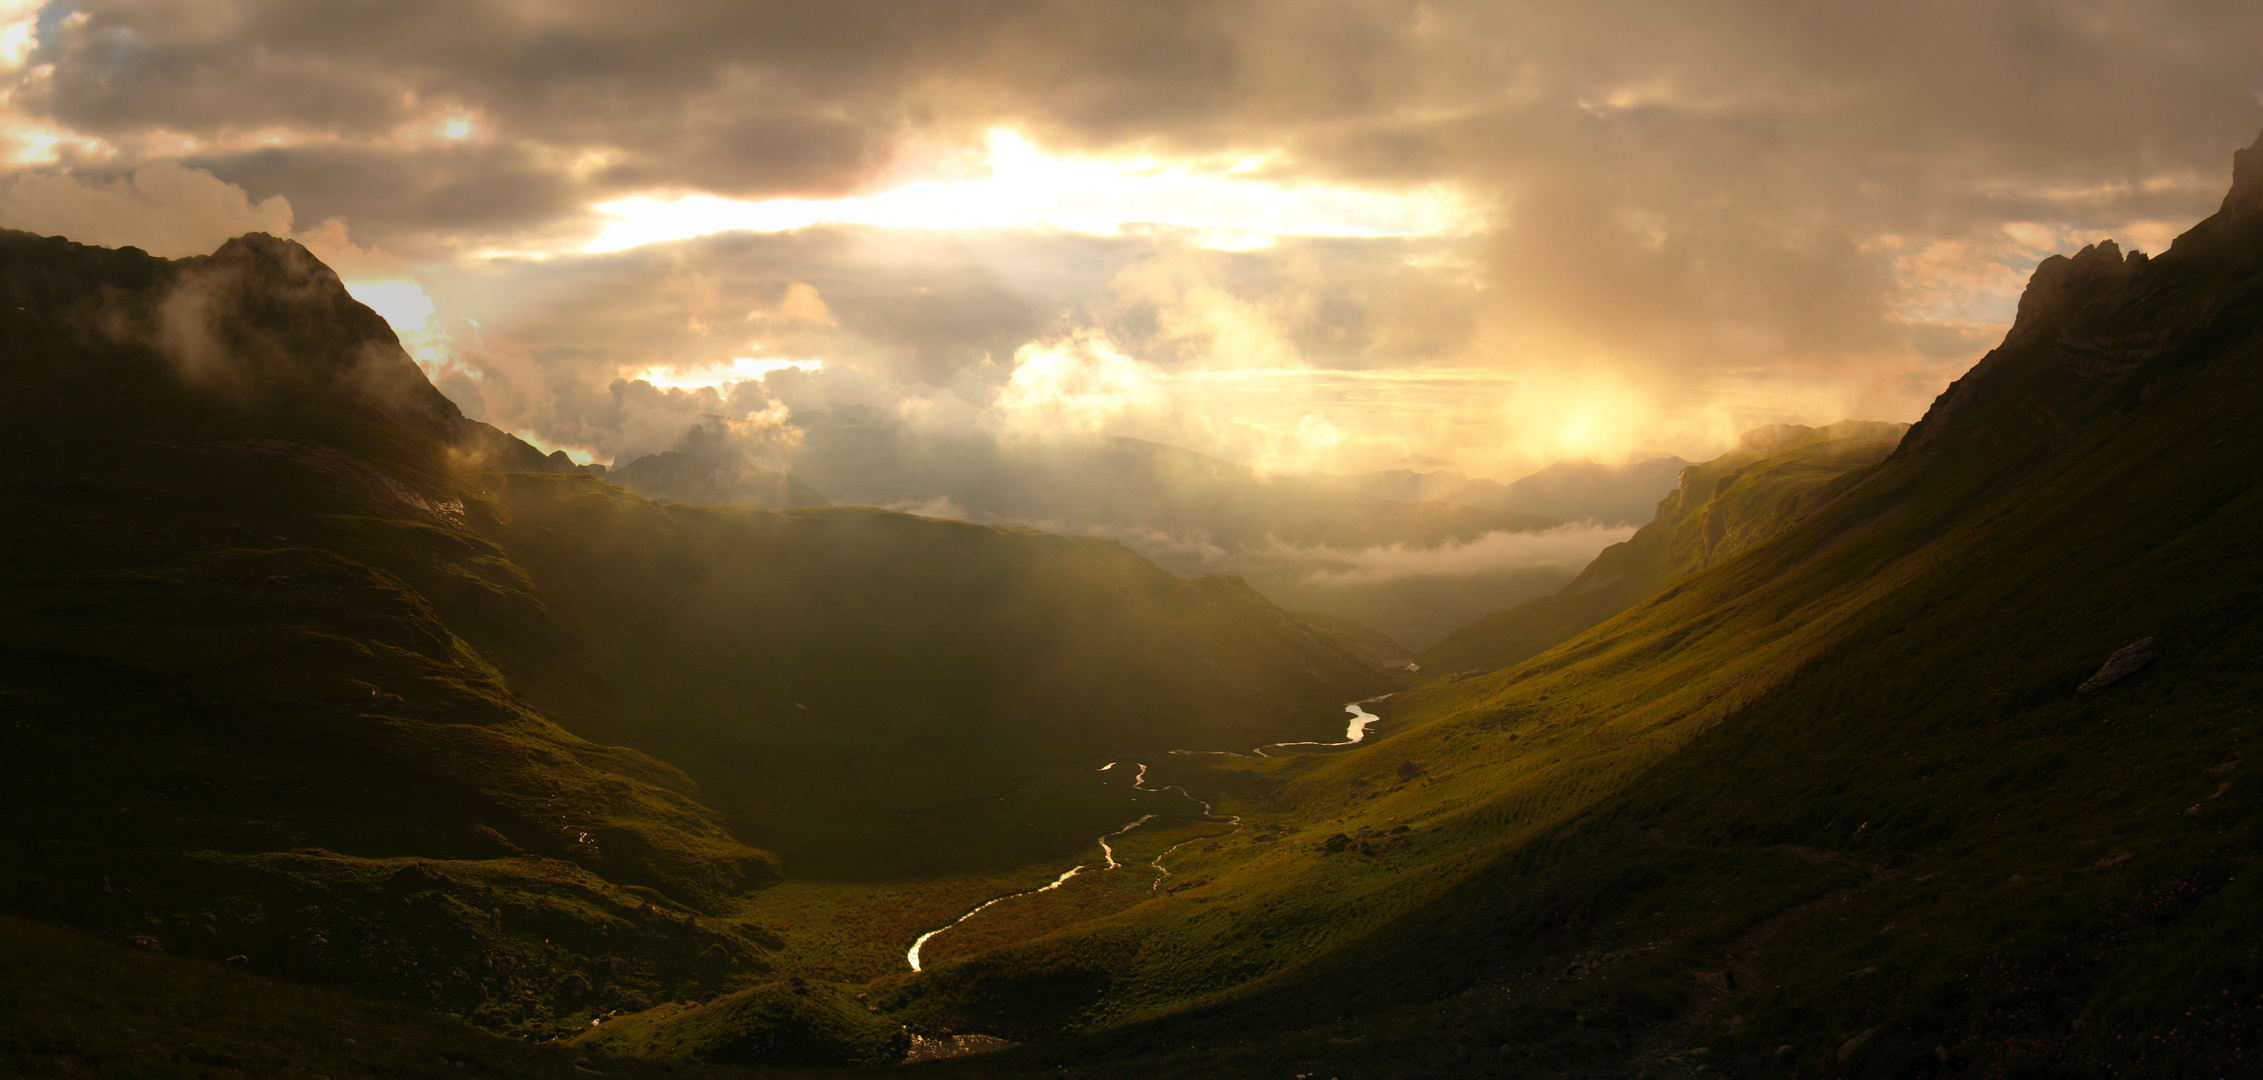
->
<box><xmin>2220</xmin><ymin>126</ymin><xmax>2263</xmax><ymax>220</ymax></box>
<box><xmin>2008</xmin><ymin>238</ymin><xmax>2132</xmax><ymax>342</ymax></box>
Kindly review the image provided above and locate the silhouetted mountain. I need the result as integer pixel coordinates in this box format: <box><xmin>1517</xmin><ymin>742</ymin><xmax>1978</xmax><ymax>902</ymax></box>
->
<box><xmin>0</xmin><ymin>227</ymin><xmax>1388</xmax><ymax>1059</ymax></box>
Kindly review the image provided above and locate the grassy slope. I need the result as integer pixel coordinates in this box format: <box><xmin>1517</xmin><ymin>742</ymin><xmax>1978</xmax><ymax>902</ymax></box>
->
<box><xmin>0</xmin><ymin>229</ymin><xmax>1389</xmax><ymax>1058</ymax></box>
<box><xmin>1420</xmin><ymin>421</ymin><xmax>1907</xmax><ymax>675</ymax></box>
<box><xmin>1294</xmin><ymin>610</ymin><xmax>1420</xmax><ymax>667</ymax></box>
<box><xmin>854</xmin><ymin>161</ymin><xmax>2263</xmax><ymax>1079</ymax></box>
<box><xmin>0</xmin><ymin>256</ymin><xmax>791</xmax><ymax>1039</ymax></box>
<box><xmin>0</xmin><ymin>912</ymin><xmax>819</xmax><ymax>1080</ymax></box>
<box><xmin>469</xmin><ymin>478</ymin><xmax>1391</xmax><ymax>880</ymax></box>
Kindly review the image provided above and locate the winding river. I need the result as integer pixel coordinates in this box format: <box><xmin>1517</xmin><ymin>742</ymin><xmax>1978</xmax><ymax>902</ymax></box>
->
<box><xmin>903</xmin><ymin>696</ymin><xmax>1390</xmax><ymax>971</ymax></box>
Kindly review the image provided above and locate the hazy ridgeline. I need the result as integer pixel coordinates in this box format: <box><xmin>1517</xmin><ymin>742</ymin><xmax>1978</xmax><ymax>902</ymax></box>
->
<box><xmin>1420</xmin><ymin>420</ymin><xmax>1908</xmax><ymax>675</ymax></box>
<box><xmin>610</xmin><ymin>412</ymin><xmax>1613</xmax><ymax>651</ymax></box>
<box><xmin>5</xmin><ymin>130</ymin><xmax>2263</xmax><ymax>1077</ymax></box>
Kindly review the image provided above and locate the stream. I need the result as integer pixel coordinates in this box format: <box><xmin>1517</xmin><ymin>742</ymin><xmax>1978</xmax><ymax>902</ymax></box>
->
<box><xmin>904</xmin><ymin>696</ymin><xmax>1390</xmax><ymax>971</ymax></box>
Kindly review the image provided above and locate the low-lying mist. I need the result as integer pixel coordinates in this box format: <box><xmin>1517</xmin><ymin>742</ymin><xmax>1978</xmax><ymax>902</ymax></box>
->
<box><xmin>1269</xmin><ymin>523</ymin><xmax>1638</xmax><ymax>587</ymax></box>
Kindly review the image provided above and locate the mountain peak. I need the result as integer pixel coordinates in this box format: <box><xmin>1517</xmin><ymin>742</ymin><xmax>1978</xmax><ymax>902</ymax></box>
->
<box><xmin>208</xmin><ymin>230</ymin><xmax>327</xmax><ymax>271</ymax></box>
<box><xmin>2221</xmin><ymin>125</ymin><xmax>2263</xmax><ymax>219</ymax></box>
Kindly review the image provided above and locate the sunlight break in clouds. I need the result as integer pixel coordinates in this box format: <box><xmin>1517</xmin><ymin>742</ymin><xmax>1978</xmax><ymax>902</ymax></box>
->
<box><xmin>343</xmin><ymin>280</ymin><xmax>437</xmax><ymax>334</ymax></box>
<box><xmin>579</xmin><ymin>130</ymin><xmax>1478</xmax><ymax>254</ymax></box>
<box><xmin>627</xmin><ymin>357</ymin><xmax>825</xmax><ymax>392</ymax></box>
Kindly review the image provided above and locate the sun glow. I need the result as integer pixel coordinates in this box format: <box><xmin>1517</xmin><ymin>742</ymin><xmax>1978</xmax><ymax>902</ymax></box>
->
<box><xmin>578</xmin><ymin>130</ymin><xmax>1477</xmax><ymax>254</ymax></box>
<box><xmin>625</xmin><ymin>356</ymin><xmax>824</xmax><ymax>391</ymax></box>
<box><xmin>344</xmin><ymin>279</ymin><xmax>438</xmax><ymax>333</ymax></box>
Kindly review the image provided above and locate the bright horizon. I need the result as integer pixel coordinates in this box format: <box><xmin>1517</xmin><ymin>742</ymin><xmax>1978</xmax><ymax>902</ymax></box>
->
<box><xmin>0</xmin><ymin>2</ymin><xmax>2257</xmax><ymax>481</ymax></box>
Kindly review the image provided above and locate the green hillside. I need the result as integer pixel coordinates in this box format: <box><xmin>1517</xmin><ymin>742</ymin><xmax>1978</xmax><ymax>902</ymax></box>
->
<box><xmin>1420</xmin><ymin>420</ymin><xmax>1905</xmax><ymax>675</ymax></box>
<box><xmin>795</xmin><ymin>132</ymin><xmax>2263</xmax><ymax>1078</ymax></box>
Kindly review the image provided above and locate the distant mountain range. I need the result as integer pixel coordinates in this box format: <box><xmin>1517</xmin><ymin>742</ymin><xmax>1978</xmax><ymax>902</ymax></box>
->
<box><xmin>1326</xmin><ymin>455</ymin><xmax>1693</xmax><ymax>526</ymax></box>
<box><xmin>651</xmin><ymin>415</ymin><xmax>1583</xmax><ymax>649</ymax></box>
<box><xmin>1420</xmin><ymin>420</ymin><xmax>1906</xmax><ymax>673</ymax></box>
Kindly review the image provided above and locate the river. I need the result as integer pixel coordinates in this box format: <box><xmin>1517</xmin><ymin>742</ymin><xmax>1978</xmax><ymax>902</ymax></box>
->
<box><xmin>903</xmin><ymin>696</ymin><xmax>1390</xmax><ymax>971</ymax></box>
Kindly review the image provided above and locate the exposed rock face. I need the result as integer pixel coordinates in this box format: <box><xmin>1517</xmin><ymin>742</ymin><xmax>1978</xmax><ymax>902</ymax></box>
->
<box><xmin>1898</xmin><ymin>127</ymin><xmax>2263</xmax><ymax>460</ymax></box>
<box><xmin>2220</xmin><ymin>126</ymin><xmax>2263</xmax><ymax>220</ymax></box>
<box><xmin>2078</xmin><ymin>637</ymin><xmax>2158</xmax><ymax>694</ymax></box>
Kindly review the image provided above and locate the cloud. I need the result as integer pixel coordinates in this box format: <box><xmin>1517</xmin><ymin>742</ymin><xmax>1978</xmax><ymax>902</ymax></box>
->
<box><xmin>4</xmin><ymin>1</ymin><xmax>2263</xmax><ymax>481</ymax></box>
<box><xmin>0</xmin><ymin>160</ymin><xmax>292</xmax><ymax>257</ymax></box>
<box><xmin>1274</xmin><ymin>523</ymin><xmax>1639</xmax><ymax>586</ymax></box>
<box><xmin>989</xmin><ymin>331</ymin><xmax>1170</xmax><ymax>438</ymax></box>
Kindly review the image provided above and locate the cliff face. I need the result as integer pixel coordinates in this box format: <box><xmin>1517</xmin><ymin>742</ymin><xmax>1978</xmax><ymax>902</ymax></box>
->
<box><xmin>1898</xmin><ymin>127</ymin><xmax>2263</xmax><ymax>463</ymax></box>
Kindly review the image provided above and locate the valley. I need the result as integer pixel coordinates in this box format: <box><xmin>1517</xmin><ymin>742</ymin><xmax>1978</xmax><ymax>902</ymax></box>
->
<box><xmin>3</xmin><ymin>130</ymin><xmax>2263</xmax><ymax>1080</ymax></box>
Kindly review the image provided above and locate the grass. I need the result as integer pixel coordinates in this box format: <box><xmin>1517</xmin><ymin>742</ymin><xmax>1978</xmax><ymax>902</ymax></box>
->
<box><xmin>0</xmin><ymin>226</ymin><xmax>1396</xmax><ymax>1065</ymax></box>
<box><xmin>7</xmin><ymin>189</ymin><xmax>2263</xmax><ymax>1077</ymax></box>
<box><xmin>826</xmin><ymin>210</ymin><xmax>2263</xmax><ymax>1077</ymax></box>
<box><xmin>1418</xmin><ymin>419</ymin><xmax>1907</xmax><ymax>675</ymax></box>
<box><xmin>0</xmin><ymin>912</ymin><xmax>806</xmax><ymax>1079</ymax></box>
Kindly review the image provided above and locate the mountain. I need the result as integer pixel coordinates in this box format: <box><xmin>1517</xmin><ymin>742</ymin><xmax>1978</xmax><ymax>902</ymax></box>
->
<box><xmin>1419</xmin><ymin>420</ymin><xmax>1906</xmax><ymax>674</ymax></box>
<box><xmin>791</xmin><ymin>419</ymin><xmax>1554</xmax><ymax>553</ymax></box>
<box><xmin>781</xmin><ymin>417</ymin><xmax>1582</xmax><ymax>648</ymax></box>
<box><xmin>0</xmin><ymin>228</ymin><xmax>1390</xmax><ymax>1057</ymax></box>
<box><xmin>1290</xmin><ymin>610</ymin><xmax>1419</xmax><ymax>668</ymax></box>
<box><xmin>1332</xmin><ymin>455</ymin><xmax>1693</xmax><ymax>525</ymax></box>
<box><xmin>605</xmin><ymin>452</ymin><xmax>829</xmax><ymax>510</ymax></box>
<box><xmin>797</xmin><ymin>127</ymin><xmax>2263</xmax><ymax>1078</ymax></box>
<box><xmin>12</xmin><ymin>128</ymin><xmax>2263</xmax><ymax>1079</ymax></box>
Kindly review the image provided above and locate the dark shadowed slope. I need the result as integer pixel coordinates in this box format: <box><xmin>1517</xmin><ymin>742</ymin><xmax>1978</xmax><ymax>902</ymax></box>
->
<box><xmin>0</xmin><ymin>227</ymin><xmax>1388</xmax><ymax>1057</ymax></box>
<box><xmin>1420</xmin><ymin>420</ymin><xmax>1905</xmax><ymax>674</ymax></box>
<box><xmin>832</xmin><ymin>130</ymin><xmax>2263</xmax><ymax>1079</ymax></box>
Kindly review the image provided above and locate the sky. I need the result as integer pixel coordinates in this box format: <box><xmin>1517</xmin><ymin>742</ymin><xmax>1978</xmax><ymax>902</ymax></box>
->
<box><xmin>0</xmin><ymin>0</ymin><xmax>2259</xmax><ymax>480</ymax></box>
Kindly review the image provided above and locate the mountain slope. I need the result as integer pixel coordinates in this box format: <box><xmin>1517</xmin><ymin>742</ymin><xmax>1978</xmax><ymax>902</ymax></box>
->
<box><xmin>0</xmin><ymin>227</ymin><xmax>1390</xmax><ymax>1054</ymax></box>
<box><xmin>838</xmin><ymin>130</ymin><xmax>2263</xmax><ymax>1079</ymax></box>
<box><xmin>1420</xmin><ymin>420</ymin><xmax>1905</xmax><ymax>674</ymax></box>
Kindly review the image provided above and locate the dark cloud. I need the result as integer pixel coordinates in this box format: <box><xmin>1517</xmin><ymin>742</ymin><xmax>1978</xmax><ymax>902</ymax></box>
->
<box><xmin>195</xmin><ymin>143</ymin><xmax>584</xmax><ymax>250</ymax></box>
<box><xmin>6</xmin><ymin>0</ymin><xmax>2263</xmax><ymax>474</ymax></box>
